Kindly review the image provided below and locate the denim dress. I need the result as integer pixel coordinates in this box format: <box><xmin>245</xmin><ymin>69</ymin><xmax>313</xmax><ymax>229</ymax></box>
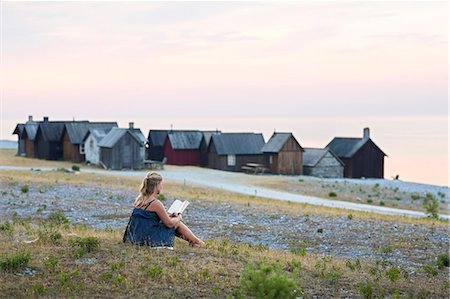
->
<box><xmin>123</xmin><ymin>201</ymin><xmax>176</xmax><ymax>247</ymax></box>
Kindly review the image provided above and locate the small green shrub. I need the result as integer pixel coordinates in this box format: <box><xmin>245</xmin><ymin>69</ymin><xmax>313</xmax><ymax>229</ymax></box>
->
<box><xmin>328</xmin><ymin>192</ymin><xmax>337</xmax><ymax>197</ymax></box>
<box><xmin>367</xmin><ymin>199</ymin><xmax>373</xmax><ymax>204</ymax></box>
<box><xmin>345</xmin><ymin>259</ymin><xmax>361</xmax><ymax>271</ymax></box>
<box><xmin>0</xmin><ymin>221</ymin><xmax>13</xmax><ymax>235</ymax></box>
<box><xmin>233</xmin><ymin>261</ymin><xmax>302</xmax><ymax>299</ymax></box>
<box><xmin>47</xmin><ymin>210</ymin><xmax>70</xmax><ymax>226</ymax></box>
<box><xmin>59</xmin><ymin>271</ymin><xmax>71</xmax><ymax>286</ymax></box>
<box><xmin>437</xmin><ymin>254</ymin><xmax>449</xmax><ymax>269</ymax></box>
<box><xmin>33</xmin><ymin>284</ymin><xmax>46</xmax><ymax>295</ymax></box>
<box><xmin>69</xmin><ymin>236</ymin><xmax>100</xmax><ymax>258</ymax></box>
<box><xmin>45</xmin><ymin>255</ymin><xmax>59</xmax><ymax>271</ymax></box>
<box><xmin>347</xmin><ymin>214</ymin><xmax>353</xmax><ymax>220</ymax></box>
<box><xmin>423</xmin><ymin>264</ymin><xmax>438</xmax><ymax>277</ymax></box>
<box><xmin>411</xmin><ymin>194</ymin><xmax>420</xmax><ymax>201</ymax></box>
<box><xmin>423</xmin><ymin>193</ymin><xmax>439</xmax><ymax>219</ymax></box>
<box><xmin>379</xmin><ymin>201</ymin><xmax>385</xmax><ymax>206</ymax></box>
<box><xmin>145</xmin><ymin>265</ymin><xmax>164</xmax><ymax>279</ymax></box>
<box><xmin>71</xmin><ymin>165</ymin><xmax>80</xmax><ymax>171</ymax></box>
<box><xmin>358</xmin><ymin>281</ymin><xmax>374</xmax><ymax>299</ymax></box>
<box><xmin>0</xmin><ymin>251</ymin><xmax>31</xmax><ymax>272</ymax></box>
<box><xmin>21</xmin><ymin>185</ymin><xmax>29</xmax><ymax>193</ymax></box>
<box><xmin>158</xmin><ymin>194</ymin><xmax>166</xmax><ymax>201</ymax></box>
<box><xmin>386</xmin><ymin>267</ymin><xmax>401</xmax><ymax>282</ymax></box>
<box><xmin>290</xmin><ymin>243</ymin><xmax>307</xmax><ymax>256</ymax></box>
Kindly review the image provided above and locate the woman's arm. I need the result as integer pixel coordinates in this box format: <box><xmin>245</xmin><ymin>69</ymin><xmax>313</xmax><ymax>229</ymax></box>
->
<box><xmin>151</xmin><ymin>200</ymin><xmax>181</xmax><ymax>228</ymax></box>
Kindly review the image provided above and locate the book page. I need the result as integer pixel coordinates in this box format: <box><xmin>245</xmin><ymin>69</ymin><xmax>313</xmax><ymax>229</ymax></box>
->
<box><xmin>168</xmin><ymin>200</ymin><xmax>183</xmax><ymax>214</ymax></box>
<box><xmin>168</xmin><ymin>200</ymin><xmax>190</xmax><ymax>214</ymax></box>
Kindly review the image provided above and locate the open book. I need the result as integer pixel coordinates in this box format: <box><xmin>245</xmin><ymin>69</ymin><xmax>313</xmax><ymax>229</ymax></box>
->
<box><xmin>167</xmin><ymin>199</ymin><xmax>190</xmax><ymax>215</ymax></box>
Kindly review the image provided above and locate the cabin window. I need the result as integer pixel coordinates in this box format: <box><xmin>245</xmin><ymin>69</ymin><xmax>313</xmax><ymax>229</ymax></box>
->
<box><xmin>79</xmin><ymin>144</ymin><xmax>85</xmax><ymax>154</ymax></box>
<box><xmin>227</xmin><ymin>155</ymin><xmax>236</xmax><ymax>166</ymax></box>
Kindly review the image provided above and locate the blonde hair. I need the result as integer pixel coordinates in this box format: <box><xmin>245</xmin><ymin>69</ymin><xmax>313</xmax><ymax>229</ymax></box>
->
<box><xmin>134</xmin><ymin>172</ymin><xmax>163</xmax><ymax>207</ymax></box>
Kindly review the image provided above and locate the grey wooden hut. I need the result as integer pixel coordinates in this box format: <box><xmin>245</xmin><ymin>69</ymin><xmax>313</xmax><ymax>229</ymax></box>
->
<box><xmin>83</xmin><ymin>128</ymin><xmax>114</xmax><ymax>165</ymax></box>
<box><xmin>62</xmin><ymin>121</ymin><xmax>117</xmax><ymax>163</ymax></box>
<box><xmin>261</xmin><ymin>132</ymin><xmax>303</xmax><ymax>175</ymax></box>
<box><xmin>326</xmin><ymin>128</ymin><xmax>387</xmax><ymax>179</ymax></box>
<box><xmin>207</xmin><ymin>133</ymin><xmax>265</xmax><ymax>172</ymax></box>
<box><xmin>98</xmin><ymin>123</ymin><xmax>146</xmax><ymax>170</ymax></box>
<box><xmin>303</xmin><ymin>148</ymin><xmax>344</xmax><ymax>178</ymax></box>
<box><xmin>34</xmin><ymin>117</ymin><xmax>65</xmax><ymax>160</ymax></box>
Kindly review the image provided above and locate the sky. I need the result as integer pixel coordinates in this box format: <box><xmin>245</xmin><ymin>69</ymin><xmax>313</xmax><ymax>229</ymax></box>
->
<box><xmin>1</xmin><ymin>1</ymin><xmax>448</xmax><ymax>186</ymax></box>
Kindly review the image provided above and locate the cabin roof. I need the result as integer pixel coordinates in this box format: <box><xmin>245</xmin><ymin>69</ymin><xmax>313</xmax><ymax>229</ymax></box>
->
<box><xmin>303</xmin><ymin>147</ymin><xmax>344</xmax><ymax>167</ymax></box>
<box><xmin>167</xmin><ymin>131</ymin><xmax>203</xmax><ymax>150</ymax></box>
<box><xmin>99</xmin><ymin>127</ymin><xmax>145</xmax><ymax>148</ymax></box>
<box><xmin>211</xmin><ymin>133</ymin><xmax>265</xmax><ymax>155</ymax></box>
<box><xmin>38</xmin><ymin>122</ymin><xmax>66</xmax><ymax>142</ymax></box>
<box><xmin>261</xmin><ymin>132</ymin><xmax>301</xmax><ymax>153</ymax></box>
<box><xmin>65</xmin><ymin>122</ymin><xmax>118</xmax><ymax>144</ymax></box>
<box><xmin>326</xmin><ymin>137</ymin><xmax>386</xmax><ymax>158</ymax></box>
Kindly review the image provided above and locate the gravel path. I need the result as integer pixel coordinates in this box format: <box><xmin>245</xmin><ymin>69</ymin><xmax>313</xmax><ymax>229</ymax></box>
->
<box><xmin>0</xmin><ymin>180</ymin><xmax>448</xmax><ymax>272</ymax></box>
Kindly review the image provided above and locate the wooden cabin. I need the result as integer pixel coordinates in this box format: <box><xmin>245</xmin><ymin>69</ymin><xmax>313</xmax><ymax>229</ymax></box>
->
<box><xmin>98</xmin><ymin>123</ymin><xmax>146</xmax><ymax>170</ymax></box>
<box><xmin>262</xmin><ymin>132</ymin><xmax>303</xmax><ymax>175</ymax></box>
<box><xmin>326</xmin><ymin>128</ymin><xmax>387</xmax><ymax>179</ymax></box>
<box><xmin>12</xmin><ymin>115</ymin><xmax>39</xmax><ymax>158</ymax></box>
<box><xmin>34</xmin><ymin>118</ymin><xmax>65</xmax><ymax>160</ymax></box>
<box><xmin>207</xmin><ymin>133</ymin><xmax>265</xmax><ymax>172</ymax></box>
<box><xmin>146</xmin><ymin>130</ymin><xmax>168</xmax><ymax>161</ymax></box>
<box><xmin>83</xmin><ymin>128</ymin><xmax>113</xmax><ymax>165</ymax></box>
<box><xmin>303</xmin><ymin>148</ymin><xmax>344</xmax><ymax>178</ymax></box>
<box><xmin>12</xmin><ymin>124</ymin><xmax>25</xmax><ymax>156</ymax></box>
<box><xmin>62</xmin><ymin>121</ymin><xmax>117</xmax><ymax>163</ymax></box>
<box><xmin>163</xmin><ymin>131</ymin><xmax>203</xmax><ymax>166</ymax></box>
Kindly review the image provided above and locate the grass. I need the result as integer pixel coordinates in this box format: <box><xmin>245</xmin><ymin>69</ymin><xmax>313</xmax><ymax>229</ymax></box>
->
<box><xmin>0</xmin><ymin>219</ymin><xmax>448</xmax><ymax>298</ymax></box>
<box><xmin>0</xmin><ymin>150</ymin><xmax>449</xmax><ymax>297</ymax></box>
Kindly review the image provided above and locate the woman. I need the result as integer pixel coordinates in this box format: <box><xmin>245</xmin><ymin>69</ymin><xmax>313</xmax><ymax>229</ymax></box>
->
<box><xmin>123</xmin><ymin>172</ymin><xmax>205</xmax><ymax>248</ymax></box>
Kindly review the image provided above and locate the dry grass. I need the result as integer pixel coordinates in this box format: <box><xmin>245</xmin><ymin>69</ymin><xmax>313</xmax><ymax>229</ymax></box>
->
<box><xmin>0</xmin><ymin>219</ymin><xmax>448</xmax><ymax>298</ymax></box>
<box><xmin>1</xmin><ymin>167</ymin><xmax>447</xmax><ymax>227</ymax></box>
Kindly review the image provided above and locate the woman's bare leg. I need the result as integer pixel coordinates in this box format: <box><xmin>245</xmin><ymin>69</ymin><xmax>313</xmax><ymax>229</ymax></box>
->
<box><xmin>175</xmin><ymin>222</ymin><xmax>205</xmax><ymax>247</ymax></box>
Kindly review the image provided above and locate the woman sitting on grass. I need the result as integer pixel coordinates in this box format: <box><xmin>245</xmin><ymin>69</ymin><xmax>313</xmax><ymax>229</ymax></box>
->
<box><xmin>123</xmin><ymin>172</ymin><xmax>205</xmax><ymax>248</ymax></box>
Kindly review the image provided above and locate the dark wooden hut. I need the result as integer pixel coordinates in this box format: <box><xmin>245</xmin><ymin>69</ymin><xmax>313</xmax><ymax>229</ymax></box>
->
<box><xmin>34</xmin><ymin>117</ymin><xmax>65</xmax><ymax>160</ymax></box>
<box><xmin>62</xmin><ymin>121</ymin><xmax>117</xmax><ymax>163</ymax></box>
<box><xmin>12</xmin><ymin>124</ymin><xmax>25</xmax><ymax>156</ymax></box>
<box><xmin>146</xmin><ymin>130</ymin><xmax>168</xmax><ymax>161</ymax></box>
<box><xmin>207</xmin><ymin>133</ymin><xmax>265</xmax><ymax>172</ymax></box>
<box><xmin>261</xmin><ymin>132</ymin><xmax>303</xmax><ymax>175</ymax></box>
<box><xmin>98</xmin><ymin>123</ymin><xmax>146</xmax><ymax>170</ymax></box>
<box><xmin>302</xmin><ymin>148</ymin><xmax>344</xmax><ymax>178</ymax></box>
<box><xmin>163</xmin><ymin>131</ymin><xmax>203</xmax><ymax>166</ymax></box>
<box><xmin>12</xmin><ymin>115</ymin><xmax>39</xmax><ymax>158</ymax></box>
<box><xmin>326</xmin><ymin>128</ymin><xmax>387</xmax><ymax>179</ymax></box>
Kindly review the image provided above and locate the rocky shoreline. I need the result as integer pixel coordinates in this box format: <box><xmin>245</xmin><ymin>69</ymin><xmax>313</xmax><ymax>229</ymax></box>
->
<box><xmin>1</xmin><ymin>180</ymin><xmax>448</xmax><ymax>272</ymax></box>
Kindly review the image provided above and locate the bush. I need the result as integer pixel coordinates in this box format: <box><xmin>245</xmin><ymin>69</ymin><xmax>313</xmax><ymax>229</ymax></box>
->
<box><xmin>69</xmin><ymin>236</ymin><xmax>100</xmax><ymax>258</ymax></box>
<box><xmin>145</xmin><ymin>265</ymin><xmax>163</xmax><ymax>279</ymax></box>
<box><xmin>0</xmin><ymin>221</ymin><xmax>13</xmax><ymax>235</ymax></box>
<box><xmin>423</xmin><ymin>193</ymin><xmax>439</xmax><ymax>219</ymax></box>
<box><xmin>47</xmin><ymin>210</ymin><xmax>70</xmax><ymax>226</ymax></box>
<box><xmin>21</xmin><ymin>185</ymin><xmax>29</xmax><ymax>193</ymax></box>
<box><xmin>328</xmin><ymin>192</ymin><xmax>337</xmax><ymax>197</ymax></box>
<box><xmin>437</xmin><ymin>254</ymin><xmax>449</xmax><ymax>269</ymax></box>
<box><xmin>72</xmin><ymin>165</ymin><xmax>80</xmax><ymax>171</ymax></box>
<box><xmin>0</xmin><ymin>251</ymin><xmax>31</xmax><ymax>272</ymax></box>
<box><xmin>233</xmin><ymin>261</ymin><xmax>302</xmax><ymax>299</ymax></box>
<box><xmin>358</xmin><ymin>281</ymin><xmax>374</xmax><ymax>299</ymax></box>
<box><xmin>386</xmin><ymin>267</ymin><xmax>401</xmax><ymax>282</ymax></box>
